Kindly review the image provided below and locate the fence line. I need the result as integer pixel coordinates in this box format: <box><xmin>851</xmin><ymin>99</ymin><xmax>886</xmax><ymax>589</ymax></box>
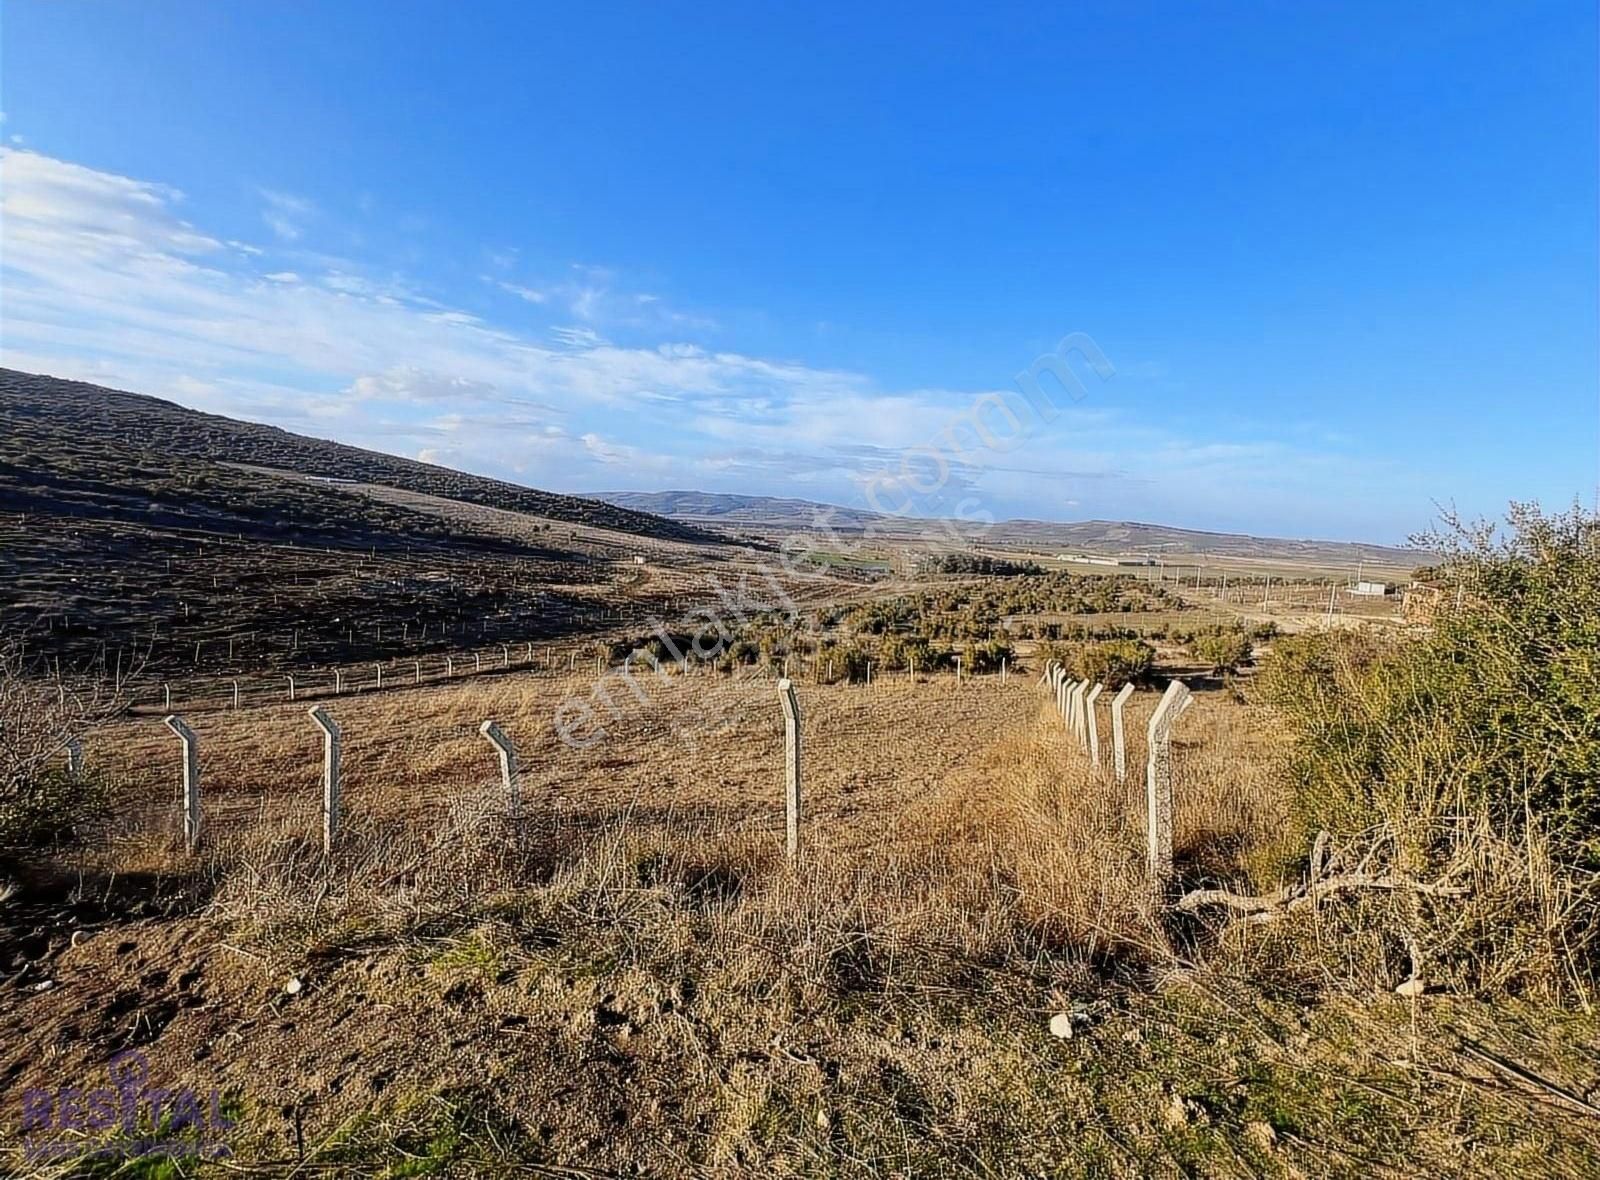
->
<box><xmin>1036</xmin><ymin>663</ymin><xmax>1194</xmax><ymax>890</ymax></box>
<box><xmin>144</xmin><ymin>660</ymin><xmax>1203</xmax><ymax>897</ymax></box>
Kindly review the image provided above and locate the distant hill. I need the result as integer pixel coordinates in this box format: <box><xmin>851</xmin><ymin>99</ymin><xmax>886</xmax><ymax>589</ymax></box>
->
<box><xmin>0</xmin><ymin>369</ymin><xmax>727</xmax><ymax>676</ymax></box>
<box><xmin>594</xmin><ymin>489</ymin><xmax>1429</xmax><ymax>570</ymax></box>
<box><xmin>596</xmin><ymin>490</ymin><xmax>885</xmax><ymax>531</ymax></box>
<box><xmin>0</xmin><ymin>369</ymin><xmax>723</xmax><ymax>546</ymax></box>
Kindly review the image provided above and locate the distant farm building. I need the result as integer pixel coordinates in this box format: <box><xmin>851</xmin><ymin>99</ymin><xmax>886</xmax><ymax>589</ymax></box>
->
<box><xmin>1057</xmin><ymin>553</ymin><xmax>1155</xmax><ymax>568</ymax></box>
<box><xmin>1351</xmin><ymin>580</ymin><xmax>1391</xmax><ymax>597</ymax></box>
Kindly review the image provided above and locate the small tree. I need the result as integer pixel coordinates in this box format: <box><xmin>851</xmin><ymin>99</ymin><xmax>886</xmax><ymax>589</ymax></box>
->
<box><xmin>1187</xmin><ymin>627</ymin><xmax>1253</xmax><ymax>676</ymax></box>
<box><xmin>0</xmin><ymin>640</ymin><xmax>120</xmax><ymax>850</ymax></box>
<box><xmin>968</xmin><ymin>638</ymin><xmax>1014</xmax><ymax>674</ymax></box>
<box><xmin>1070</xmin><ymin>639</ymin><xmax>1154</xmax><ymax>688</ymax></box>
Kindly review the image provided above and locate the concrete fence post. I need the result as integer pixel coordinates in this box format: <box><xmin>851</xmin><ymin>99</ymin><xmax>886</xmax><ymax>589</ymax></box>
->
<box><xmin>414</xmin><ymin>659</ymin><xmax>422</xmax><ymax>684</ymax></box>
<box><xmin>1111</xmin><ymin>682</ymin><xmax>1135</xmax><ymax>783</ymax></box>
<box><xmin>478</xmin><ymin>721</ymin><xmax>521</xmax><ymax>820</ymax></box>
<box><xmin>375</xmin><ymin>664</ymin><xmax>384</xmax><ymax>690</ymax></box>
<box><xmin>163</xmin><ymin>714</ymin><xmax>200</xmax><ymax>854</ymax></box>
<box><xmin>309</xmin><ymin>706</ymin><xmax>341</xmax><ymax>854</ymax></box>
<box><xmin>1085</xmin><ymin>682</ymin><xmax>1104</xmax><ymax>766</ymax></box>
<box><xmin>232</xmin><ymin>680</ymin><xmax>241</xmax><ymax>710</ymax></box>
<box><xmin>163</xmin><ymin>683</ymin><xmax>171</xmax><ymax>710</ymax></box>
<box><xmin>334</xmin><ymin>669</ymin><xmax>344</xmax><ymax>694</ymax></box>
<box><xmin>1073</xmin><ymin>681</ymin><xmax>1090</xmax><ymax>750</ymax></box>
<box><xmin>526</xmin><ymin>641</ymin><xmax>534</xmax><ymax>663</ymax></box>
<box><xmin>287</xmin><ymin>674</ymin><xmax>296</xmax><ymax>701</ymax></box>
<box><xmin>501</xmin><ymin>645</ymin><xmax>510</xmax><ymax>669</ymax></box>
<box><xmin>474</xmin><ymin>653</ymin><xmax>482</xmax><ymax>673</ymax></box>
<box><xmin>447</xmin><ymin>656</ymin><xmax>455</xmax><ymax>678</ymax></box>
<box><xmin>1001</xmin><ymin>657</ymin><xmax>1007</xmax><ymax>684</ymax></box>
<box><xmin>1145</xmin><ymin>680</ymin><xmax>1193</xmax><ymax>885</ymax></box>
<box><xmin>955</xmin><ymin>655</ymin><xmax>963</xmax><ymax>684</ymax></box>
<box><xmin>777</xmin><ymin>678</ymin><xmax>802</xmax><ymax>858</ymax></box>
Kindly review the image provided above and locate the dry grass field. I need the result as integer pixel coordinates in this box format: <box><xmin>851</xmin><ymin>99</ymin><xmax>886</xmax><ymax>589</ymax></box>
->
<box><xmin>6</xmin><ymin>654</ymin><xmax>1598</xmax><ymax>1176</ymax></box>
<box><xmin>2</xmin><ymin>379</ymin><xmax>1594</xmax><ymax>1174</ymax></box>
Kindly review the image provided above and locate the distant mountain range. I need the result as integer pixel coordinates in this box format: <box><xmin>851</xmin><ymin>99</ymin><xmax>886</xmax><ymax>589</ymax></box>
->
<box><xmin>0</xmin><ymin>367</ymin><xmax>1426</xmax><ymax>574</ymax></box>
<box><xmin>593</xmin><ymin>490</ymin><xmax>1430</xmax><ymax>570</ymax></box>
<box><xmin>593</xmin><ymin>490</ymin><xmax>887</xmax><ymax>531</ymax></box>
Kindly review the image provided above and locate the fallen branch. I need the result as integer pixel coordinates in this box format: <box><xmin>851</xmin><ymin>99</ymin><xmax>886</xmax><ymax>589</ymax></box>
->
<box><xmin>1176</xmin><ymin>832</ymin><xmax>1471</xmax><ymax>921</ymax></box>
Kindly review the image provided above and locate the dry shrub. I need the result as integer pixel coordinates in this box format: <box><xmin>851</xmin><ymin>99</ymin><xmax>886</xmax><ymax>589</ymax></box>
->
<box><xmin>0</xmin><ymin>640</ymin><xmax>121</xmax><ymax>851</ymax></box>
<box><xmin>1242</xmin><ymin>504</ymin><xmax>1600</xmax><ymax>1001</ymax></box>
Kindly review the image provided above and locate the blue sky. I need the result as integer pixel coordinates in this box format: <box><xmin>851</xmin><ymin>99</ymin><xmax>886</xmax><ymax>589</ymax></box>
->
<box><xmin>1</xmin><ymin>1</ymin><xmax>1594</xmax><ymax>543</ymax></box>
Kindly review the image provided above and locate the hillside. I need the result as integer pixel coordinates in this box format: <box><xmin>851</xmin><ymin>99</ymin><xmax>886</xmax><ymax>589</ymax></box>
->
<box><xmin>596</xmin><ymin>489</ymin><xmax>1428</xmax><ymax>569</ymax></box>
<box><xmin>0</xmin><ymin>369</ymin><xmax>733</xmax><ymax>678</ymax></box>
<box><xmin>0</xmin><ymin>370</ymin><xmax>724</xmax><ymax>545</ymax></box>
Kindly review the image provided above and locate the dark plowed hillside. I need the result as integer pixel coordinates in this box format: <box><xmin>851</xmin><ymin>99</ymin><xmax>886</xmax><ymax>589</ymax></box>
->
<box><xmin>0</xmin><ymin>369</ymin><xmax>724</xmax><ymax>545</ymax></box>
<box><xmin>0</xmin><ymin>368</ymin><xmax>719</xmax><ymax>678</ymax></box>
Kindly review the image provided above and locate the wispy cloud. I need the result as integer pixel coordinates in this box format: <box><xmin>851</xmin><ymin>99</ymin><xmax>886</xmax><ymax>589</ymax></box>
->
<box><xmin>0</xmin><ymin>146</ymin><xmax>1376</xmax><ymax>529</ymax></box>
<box><xmin>490</xmin><ymin>278</ymin><xmax>549</xmax><ymax>304</ymax></box>
<box><xmin>258</xmin><ymin>188</ymin><xmax>314</xmax><ymax>242</ymax></box>
<box><xmin>484</xmin><ymin>263</ymin><xmax>719</xmax><ymax>333</ymax></box>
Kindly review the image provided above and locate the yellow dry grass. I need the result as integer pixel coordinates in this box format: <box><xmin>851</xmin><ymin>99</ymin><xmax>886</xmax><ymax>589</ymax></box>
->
<box><xmin>10</xmin><ymin>667</ymin><xmax>1598</xmax><ymax>1176</ymax></box>
<box><xmin>88</xmin><ymin>664</ymin><xmax>1290</xmax><ymax>975</ymax></box>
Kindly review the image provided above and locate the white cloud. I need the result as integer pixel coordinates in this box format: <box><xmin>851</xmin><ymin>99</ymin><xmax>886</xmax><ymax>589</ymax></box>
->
<box><xmin>0</xmin><ymin>147</ymin><xmax>1374</xmax><ymax>530</ymax></box>
<box><xmin>492</xmin><ymin>279</ymin><xmax>548</xmax><ymax>304</ymax></box>
<box><xmin>484</xmin><ymin>264</ymin><xmax>719</xmax><ymax>332</ymax></box>
<box><xmin>259</xmin><ymin>188</ymin><xmax>314</xmax><ymax>242</ymax></box>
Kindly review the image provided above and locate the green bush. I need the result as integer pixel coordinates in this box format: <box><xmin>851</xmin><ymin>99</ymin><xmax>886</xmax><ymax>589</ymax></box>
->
<box><xmin>1068</xmin><ymin>639</ymin><xmax>1154</xmax><ymax>688</ymax></box>
<box><xmin>1256</xmin><ymin>503</ymin><xmax>1600</xmax><ymax>866</ymax></box>
<box><xmin>960</xmin><ymin>638</ymin><xmax>1014</xmax><ymax>674</ymax></box>
<box><xmin>1</xmin><ymin>650</ymin><xmax>112</xmax><ymax>850</ymax></box>
<box><xmin>1</xmin><ymin>765</ymin><xmax>110</xmax><ymax>848</ymax></box>
<box><xmin>880</xmin><ymin>633</ymin><xmax>939</xmax><ymax>672</ymax></box>
<box><xmin>1186</xmin><ymin>626</ymin><xmax>1253</xmax><ymax>675</ymax></box>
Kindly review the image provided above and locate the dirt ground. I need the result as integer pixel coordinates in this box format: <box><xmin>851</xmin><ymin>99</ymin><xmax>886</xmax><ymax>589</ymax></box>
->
<box><xmin>5</xmin><ymin>668</ymin><xmax>1597</xmax><ymax>1177</ymax></box>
